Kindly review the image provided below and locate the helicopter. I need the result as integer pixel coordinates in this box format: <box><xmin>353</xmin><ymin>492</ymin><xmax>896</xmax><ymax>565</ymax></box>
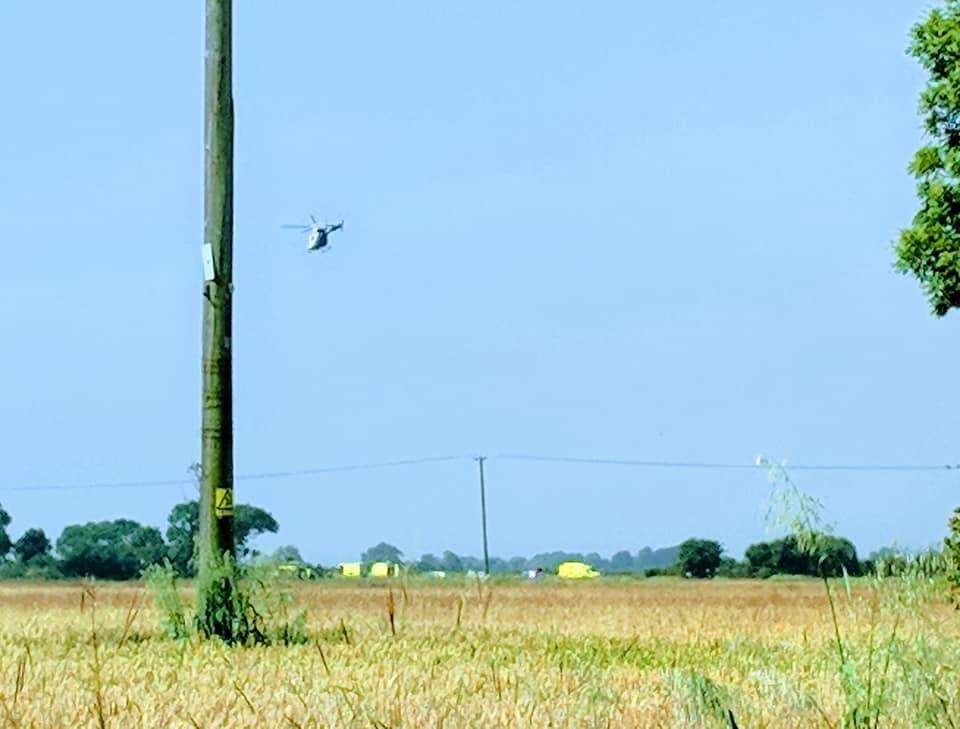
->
<box><xmin>281</xmin><ymin>216</ymin><xmax>344</xmax><ymax>251</ymax></box>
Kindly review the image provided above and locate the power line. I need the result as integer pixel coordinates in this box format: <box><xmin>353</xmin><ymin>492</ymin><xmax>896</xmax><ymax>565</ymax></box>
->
<box><xmin>0</xmin><ymin>477</ymin><xmax>198</xmax><ymax>493</ymax></box>
<box><xmin>237</xmin><ymin>455</ymin><xmax>472</xmax><ymax>481</ymax></box>
<box><xmin>5</xmin><ymin>452</ymin><xmax>958</xmax><ymax>493</ymax></box>
<box><xmin>496</xmin><ymin>453</ymin><xmax>960</xmax><ymax>472</ymax></box>
<box><xmin>1</xmin><ymin>455</ymin><xmax>472</xmax><ymax>493</ymax></box>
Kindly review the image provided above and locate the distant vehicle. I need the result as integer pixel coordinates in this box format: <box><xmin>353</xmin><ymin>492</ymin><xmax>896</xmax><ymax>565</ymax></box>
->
<box><xmin>557</xmin><ymin>561</ymin><xmax>600</xmax><ymax>580</ymax></box>
<box><xmin>369</xmin><ymin>562</ymin><xmax>402</xmax><ymax>578</ymax></box>
<box><xmin>425</xmin><ymin>570</ymin><xmax>447</xmax><ymax>579</ymax></box>
<box><xmin>338</xmin><ymin>562</ymin><xmax>362</xmax><ymax>578</ymax></box>
<box><xmin>524</xmin><ymin>567</ymin><xmax>545</xmax><ymax>580</ymax></box>
<box><xmin>281</xmin><ymin>215</ymin><xmax>344</xmax><ymax>251</ymax></box>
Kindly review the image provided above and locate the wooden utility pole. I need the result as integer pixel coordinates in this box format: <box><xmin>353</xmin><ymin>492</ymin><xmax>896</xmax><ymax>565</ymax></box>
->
<box><xmin>199</xmin><ymin>0</ymin><xmax>236</xmax><ymax>612</ymax></box>
<box><xmin>476</xmin><ymin>456</ymin><xmax>490</xmax><ymax>574</ymax></box>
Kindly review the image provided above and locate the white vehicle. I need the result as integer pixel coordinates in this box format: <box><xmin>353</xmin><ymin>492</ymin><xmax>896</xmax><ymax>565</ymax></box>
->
<box><xmin>281</xmin><ymin>216</ymin><xmax>344</xmax><ymax>251</ymax></box>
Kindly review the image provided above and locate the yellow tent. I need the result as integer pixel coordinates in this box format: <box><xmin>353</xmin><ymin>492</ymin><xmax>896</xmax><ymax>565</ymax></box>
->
<box><xmin>339</xmin><ymin>562</ymin><xmax>362</xmax><ymax>578</ymax></box>
<box><xmin>557</xmin><ymin>561</ymin><xmax>599</xmax><ymax>579</ymax></box>
<box><xmin>370</xmin><ymin>562</ymin><xmax>398</xmax><ymax>577</ymax></box>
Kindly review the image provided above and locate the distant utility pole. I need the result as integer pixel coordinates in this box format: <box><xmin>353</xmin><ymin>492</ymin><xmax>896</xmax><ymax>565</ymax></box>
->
<box><xmin>198</xmin><ymin>0</ymin><xmax>236</xmax><ymax>625</ymax></box>
<box><xmin>476</xmin><ymin>456</ymin><xmax>490</xmax><ymax>574</ymax></box>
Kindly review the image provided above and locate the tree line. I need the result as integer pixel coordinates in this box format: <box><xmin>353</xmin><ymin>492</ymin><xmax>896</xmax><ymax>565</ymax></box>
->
<box><xmin>0</xmin><ymin>500</ymin><xmax>278</xmax><ymax>581</ymax></box>
<box><xmin>0</xmin><ymin>499</ymin><xmax>891</xmax><ymax>581</ymax></box>
<box><xmin>363</xmin><ymin>534</ymin><xmax>880</xmax><ymax>579</ymax></box>
<box><xmin>665</xmin><ymin>535</ymin><xmax>864</xmax><ymax>579</ymax></box>
<box><xmin>397</xmin><ymin>544</ymin><xmax>681</xmax><ymax>574</ymax></box>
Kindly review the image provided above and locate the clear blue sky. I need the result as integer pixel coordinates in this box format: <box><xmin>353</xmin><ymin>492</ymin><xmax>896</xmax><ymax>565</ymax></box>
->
<box><xmin>1</xmin><ymin>2</ymin><xmax>956</xmax><ymax>564</ymax></box>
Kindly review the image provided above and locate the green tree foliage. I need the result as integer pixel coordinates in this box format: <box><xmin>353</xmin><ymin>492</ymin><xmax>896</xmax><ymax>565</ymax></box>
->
<box><xmin>744</xmin><ymin>541</ymin><xmax>777</xmax><ymax>577</ymax></box>
<box><xmin>415</xmin><ymin>553</ymin><xmax>443</xmax><ymax>571</ymax></box>
<box><xmin>440</xmin><ymin>550</ymin><xmax>464</xmax><ymax>572</ymax></box>
<box><xmin>897</xmin><ymin>2</ymin><xmax>960</xmax><ymax>315</ymax></box>
<box><xmin>57</xmin><ymin>520</ymin><xmax>166</xmax><ymax>579</ymax></box>
<box><xmin>502</xmin><ymin>556</ymin><xmax>529</xmax><ymax>572</ymax></box>
<box><xmin>166</xmin><ymin>501</ymin><xmax>199</xmax><ymax>576</ymax></box>
<box><xmin>360</xmin><ymin>542</ymin><xmax>403</xmax><ymax>564</ymax></box>
<box><xmin>271</xmin><ymin>545</ymin><xmax>304</xmax><ymax>563</ymax></box>
<box><xmin>715</xmin><ymin>557</ymin><xmax>750</xmax><ymax>578</ymax></box>
<box><xmin>13</xmin><ymin>528</ymin><xmax>50</xmax><ymax>563</ymax></box>
<box><xmin>0</xmin><ymin>554</ymin><xmax>62</xmax><ymax>580</ymax></box>
<box><xmin>165</xmin><ymin>501</ymin><xmax>279</xmax><ymax>576</ymax></box>
<box><xmin>0</xmin><ymin>504</ymin><xmax>12</xmax><ymax>558</ymax></box>
<box><xmin>945</xmin><ymin>510</ymin><xmax>960</xmax><ymax>585</ymax></box>
<box><xmin>634</xmin><ymin>546</ymin><xmax>680</xmax><ymax>571</ymax></box>
<box><xmin>898</xmin><ymin>2</ymin><xmax>960</xmax><ymax>586</ymax></box>
<box><xmin>410</xmin><ymin>545</ymin><xmax>680</xmax><ymax>574</ymax></box>
<box><xmin>234</xmin><ymin>504</ymin><xmax>280</xmax><ymax>556</ymax></box>
<box><xmin>610</xmin><ymin>550</ymin><xmax>635</xmax><ymax>572</ymax></box>
<box><xmin>676</xmin><ymin>539</ymin><xmax>723</xmax><ymax>578</ymax></box>
<box><xmin>816</xmin><ymin>535</ymin><xmax>861</xmax><ymax>577</ymax></box>
<box><xmin>745</xmin><ymin>535</ymin><xmax>860</xmax><ymax>578</ymax></box>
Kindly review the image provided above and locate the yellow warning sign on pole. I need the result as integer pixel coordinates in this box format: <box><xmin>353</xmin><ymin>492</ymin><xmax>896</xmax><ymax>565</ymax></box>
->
<box><xmin>215</xmin><ymin>487</ymin><xmax>234</xmax><ymax>517</ymax></box>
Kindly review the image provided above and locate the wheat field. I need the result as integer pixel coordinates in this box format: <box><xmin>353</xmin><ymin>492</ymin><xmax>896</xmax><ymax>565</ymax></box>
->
<box><xmin>0</xmin><ymin>577</ymin><xmax>954</xmax><ymax>727</ymax></box>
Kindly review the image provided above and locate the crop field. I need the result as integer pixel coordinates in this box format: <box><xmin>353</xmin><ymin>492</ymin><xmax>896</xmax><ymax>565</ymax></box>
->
<box><xmin>0</xmin><ymin>577</ymin><xmax>955</xmax><ymax>727</ymax></box>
